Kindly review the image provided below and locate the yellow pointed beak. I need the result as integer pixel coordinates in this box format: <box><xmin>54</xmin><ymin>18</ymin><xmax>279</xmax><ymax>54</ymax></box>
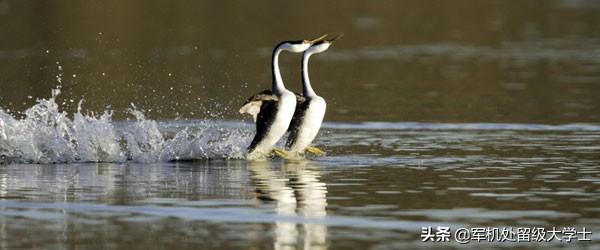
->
<box><xmin>308</xmin><ymin>34</ymin><xmax>328</xmax><ymax>44</ymax></box>
<box><xmin>327</xmin><ymin>34</ymin><xmax>344</xmax><ymax>44</ymax></box>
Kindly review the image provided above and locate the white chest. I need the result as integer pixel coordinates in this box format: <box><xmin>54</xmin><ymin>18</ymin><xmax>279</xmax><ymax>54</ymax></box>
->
<box><xmin>255</xmin><ymin>91</ymin><xmax>297</xmax><ymax>152</ymax></box>
<box><xmin>290</xmin><ymin>96</ymin><xmax>326</xmax><ymax>152</ymax></box>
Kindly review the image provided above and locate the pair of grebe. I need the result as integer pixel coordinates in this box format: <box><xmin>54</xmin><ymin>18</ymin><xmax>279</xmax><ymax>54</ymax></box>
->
<box><xmin>240</xmin><ymin>34</ymin><xmax>340</xmax><ymax>159</ymax></box>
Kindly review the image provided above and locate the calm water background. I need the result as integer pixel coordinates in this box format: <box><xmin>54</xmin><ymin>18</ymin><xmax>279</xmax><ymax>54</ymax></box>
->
<box><xmin>1</xmin><ymin>0</ymin><xmax>600</xmax><ymax>122</ymax></box>
<box><xmin>1</xmin><ymin>1</ymin><xmax>600</xmax><ymax>249</ymax></box>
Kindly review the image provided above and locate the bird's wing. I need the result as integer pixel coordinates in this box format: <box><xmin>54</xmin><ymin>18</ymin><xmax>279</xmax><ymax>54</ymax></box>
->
<box><xmin>239</xmin><ymin>90</ymin><xmax>279</xmax><ymax>122</ymax></box>
<box><xmin>248</xmin><ymin>99</ymin><xmax>279</xmax><ymax>152</ymax></box>
<box><xmin>293</xmin><ymin>92</ymin><xmax>306</xmax><ymax>103</ymax></box>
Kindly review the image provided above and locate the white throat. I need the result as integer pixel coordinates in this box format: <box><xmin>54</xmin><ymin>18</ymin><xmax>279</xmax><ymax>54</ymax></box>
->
<box><xmin>302</xmin><ymin>52</ymin><xmax>317</xmax><ymax>98</ymax></box>
<box><xmin>272</xmin><ymin>47</ymin><xmax>286</xmax><ymax>95</ymax></box>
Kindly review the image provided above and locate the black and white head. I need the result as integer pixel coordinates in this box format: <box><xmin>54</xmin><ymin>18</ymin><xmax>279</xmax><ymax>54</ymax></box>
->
<box><xmin>279</xmin><ymin>34</ymin><xmax>328</xmax><ymax>53</ymax></box>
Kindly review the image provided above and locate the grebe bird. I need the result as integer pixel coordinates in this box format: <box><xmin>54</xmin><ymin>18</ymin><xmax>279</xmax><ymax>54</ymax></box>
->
<box><xmin>240</xmin><ymin>35</ymin><xmax>328</xmax><ymax>158</ymax></box>
<box><xmin>286</xmin><ymin>35</ymin><xmax>341</xmax><ymax>155</ymax></box>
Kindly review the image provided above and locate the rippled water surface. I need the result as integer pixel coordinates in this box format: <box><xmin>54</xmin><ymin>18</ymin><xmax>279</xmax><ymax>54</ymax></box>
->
<box><xmin>1</xmin><ymin>121</ymin><xmax>599</xmax><ymax>249</ymax></box>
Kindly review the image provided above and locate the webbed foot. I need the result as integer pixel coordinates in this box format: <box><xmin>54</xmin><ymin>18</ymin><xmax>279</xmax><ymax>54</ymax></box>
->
<box><xmin>272</xmin><ymin>148</ymin><xmax>290</xmax><ymax>159</ymax></box>
<box><xmin>305</xmin><ymin>146</ymin><xmax>326</xmax><ymax>156</ymax></box>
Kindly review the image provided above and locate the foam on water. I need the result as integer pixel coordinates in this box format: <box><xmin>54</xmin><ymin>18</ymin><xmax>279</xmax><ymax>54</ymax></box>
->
<box><xmin>3</xmin><ymin>88</ymin><xmax>598</xmax><ymax>165</ymax></box>
<box><xmin>0</xmin><ymin>89</ymin><xmax>251</xmax><ymax>164</ymax></box>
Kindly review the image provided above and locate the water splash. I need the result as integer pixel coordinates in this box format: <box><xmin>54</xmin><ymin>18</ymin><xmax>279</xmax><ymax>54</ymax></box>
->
<box><xmin>0</xmin><ymin>89</ymin><xmax>252</xmax><ymax>164</ymax></box>
<box><xmin>124</xmin><ymin>105</ymin><xmax>165</xmax><ymax>162</ymax></box>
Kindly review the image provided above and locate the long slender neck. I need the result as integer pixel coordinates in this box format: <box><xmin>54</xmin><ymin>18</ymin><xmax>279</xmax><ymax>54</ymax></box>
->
<box><xmin>271</xmin><ymin>46</ymin><xmax>286</xmax><ymax>95</ymax></box>
<box><xmin>301</xmin><ymin>52</ymin><xmax>317</xmax><ymax>97</ymax></box>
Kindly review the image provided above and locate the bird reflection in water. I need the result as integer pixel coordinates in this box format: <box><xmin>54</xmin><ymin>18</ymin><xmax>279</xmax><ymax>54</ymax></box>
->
<box><xmin>249</xmin><ymin>160</ymin><xmax>328</xmax><ymax>250</ymax></box>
